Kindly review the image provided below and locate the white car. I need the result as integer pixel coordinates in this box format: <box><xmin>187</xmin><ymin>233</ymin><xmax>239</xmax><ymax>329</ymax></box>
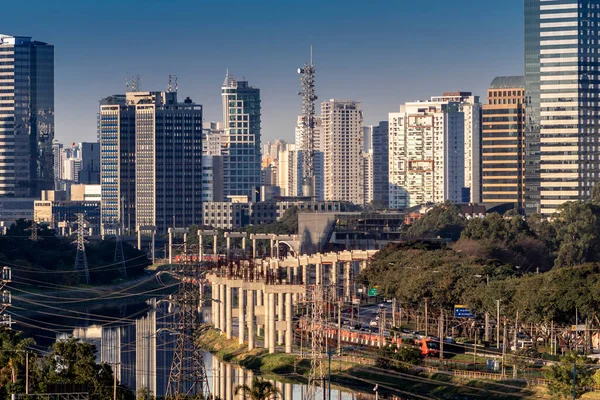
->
<box><xmin>369</xmin><ymin>320</ymin><xmax>378</xmax><ymax>327</ymax></box>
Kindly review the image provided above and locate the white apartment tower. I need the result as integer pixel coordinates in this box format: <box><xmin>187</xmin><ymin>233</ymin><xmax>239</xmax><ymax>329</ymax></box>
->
<box><xmin>322</xmin><ymin>100</ymin><xmax>364</xmax><ymax>205</ymax></box>
<box><xmin>389</xmin><ymin>100</ymin><xmax>465</xmax><ymax>208</ymax></box>
<box><xmin>431</xmin><ymin>92</ymin><xmax>482</xmax><ymax>203</ymax></box>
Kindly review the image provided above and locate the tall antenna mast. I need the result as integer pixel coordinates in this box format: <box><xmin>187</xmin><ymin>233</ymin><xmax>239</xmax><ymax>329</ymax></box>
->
<box><xmin>298</xmin><ymin>46</ymin><xmax>318</xmax><ymax>198</ymax></box>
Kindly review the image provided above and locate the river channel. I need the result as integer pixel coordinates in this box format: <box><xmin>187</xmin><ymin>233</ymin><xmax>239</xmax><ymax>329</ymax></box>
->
<box><xmin>15</xmin><ymin>297</ymin><xmax>366</xmax><ymax>400</ymax></box>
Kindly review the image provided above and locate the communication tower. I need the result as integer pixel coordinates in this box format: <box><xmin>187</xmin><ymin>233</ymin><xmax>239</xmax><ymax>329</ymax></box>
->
<box><xmin>298</xmin><ymin>46</ymin><xmax>318</xmax><ymax>198</ymax></box>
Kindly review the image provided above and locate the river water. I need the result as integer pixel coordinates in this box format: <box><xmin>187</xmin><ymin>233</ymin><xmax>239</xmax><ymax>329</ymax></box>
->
<box><xmin>16</xmin><ymin>297</ymin><xmax>365</xmax><ymax>400</ymax></box>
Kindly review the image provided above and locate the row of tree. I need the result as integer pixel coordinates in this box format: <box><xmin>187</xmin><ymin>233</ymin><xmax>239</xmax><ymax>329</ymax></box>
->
<box><xmin>3</xmin><ymin>219</ymin><xmax>150</xmax><ymax>287</ymax></box>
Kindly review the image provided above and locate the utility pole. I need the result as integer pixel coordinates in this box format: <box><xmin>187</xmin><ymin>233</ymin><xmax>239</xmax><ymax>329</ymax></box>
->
<box><xmin>337</xmin><ymin>301</ymin><xmax>342</xmax><ymax>356</ymax></box>
<box><xmin>392</xmin><ymin>298</ymin><xmax>396</xmax><ymax>327</ymax></box>
<box><xmin>439</xmin><ymin>312</ymin><xmax>444</xmax><ymax>368</ymax></box>
<box><xmin>424</xmin><ymin>298</ymin><xmax>429</xmax><ymax>336</ymax></box>
<box><xmin>502</xmin><ymin>319</ymin><xmax>507</xmax><ymax>379</ymax></box>
<box><xmin>25</xmin><ymin>351</ymin><xmax>29</xmax><ymax>395</ymax></box>
<box><xmin>496</xmin><ymin>300</ymin><xmax>501</xmax><ymax>349</ymax></box>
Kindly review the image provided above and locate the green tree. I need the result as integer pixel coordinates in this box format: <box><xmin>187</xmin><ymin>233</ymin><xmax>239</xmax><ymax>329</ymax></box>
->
<box><xmin>0</xmin><ymin>328</ymin><xmax>35</xmax><ymax>397</ymax></box>
<box><xmin>234</xmin><ymin>377</ymin><xmax>282</xmax><ymax>400</ymax></box>
<box><xmin>545</xmin><ymin>352</ymin><xmax>593</xmax><ymax>399</ymax></box>
<box><xmin>38</xmin><ymin>337</ymin><xmax>123</xmax><ymax>400</ymax></box>
<box><xmin>552</xmin><ymin>202</ymin><xmax>600</xmax><ymax>267</ymax></box>
<box><xmin>406</xmin><ymin>202</ymin><xmax>466</xmax><ymax>241</ymax></box>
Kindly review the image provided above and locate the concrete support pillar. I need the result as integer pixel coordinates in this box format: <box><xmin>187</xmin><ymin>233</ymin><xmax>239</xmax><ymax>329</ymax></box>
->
<box><xmin>226</xmin><ymin>236</ymin><xmax>231</xmax><ymax>260</ymax></box>
<box><xmin>285</xmin><ymin>292</ymin><xmax>293</xmax><ymax>353</ymax></box>
<box><xmin>226</xmin><ymin>285</ymin><xmax>232</xmax><ymax>339</ymax></box>
<box><xmin>242</xmin><ymin>237</ymin><xmax>246</xmax><ymax>251</ymax></box>
<box><xmin>302</xmin><ymin>264</ymin><xmax>307</xmax><ymax>285</ymax></box>
<box><xmin>285</xmin><ymin>383</ymin><xmax>293</xmax><ymax>400</ymax></box>
<box><xmin>316</xmin><ymin>263</ymin><xmax>322</xmax><ymax>285</ymax></box>
<box><xmin>239</xmin><ymin>288</ymin><xmax>245</xmax><ymax>345</ymax></box>
<box><xmin>293</xmin><ymin>266</ymin><xmax>299</xmax><ymax>285</ymax></box>
<box><xmin>247</xmin><ymin>289</ymin><xmax>255</xmax><ymax>350</ymax></box>
<box><xmin>344</xmin><ymin>261</ymin><xmax>352</xmax><ymax>300</ymax></box>
<box><xmin>277</xmin><ymin>292</ymin><xmax>284</xmax><ymax>345</ymax></box>
<box><xmin>360</xmin><ymin>260</ymin><xmax>367</xmax><ymax>272</ymax></box>
<box><xmin>183</xmin><ymin>232</ymin><xmax>187</xmax><ymax>254</ymax></box>
<box><xmin>268</xmin><ymin>292</ymin><xmax>276</xmax><ymax>353</ymax></box>
<box><xmin>213</xmin><ymin>235</ymin><xmax>218</xmax><ymax>261</ymax></box>
<box><xmin>331</xmin><ymin>263</ymin><xmax>338</xmax><ymax>299</ymax></box>
<box><xmin>252</xmin><ymin>238</ymin><xmax>256</xmax><ymax>259</ymax></box>
<box><xmin>270</xmin><ymin>239</ymin><xmax>274</xmax><ymax>258</ymax></box>
<box><xmin>137</xmin><ymin>229</ymin><xmax>142</xmax><ymax>250</ymax></box>
<box><xmin>219</xmin><ymin>284</ymin><xmax>226</xmax><ymax>335</ymax></box>
<box><xmin>212</xmin><ymin>283</ymin><xmax>219</xmax><ymax>329</ymax></box>
<box><xmin>257</xmin><ymin>290</ymin><xmax>264</xmax><ymax>338</ymax></box>
<box><xmin>199</xmin><ymin>234</ymin><xmax>203</xmax><ymax>261</ymax></box>
<box><xmin>276</xmin><ymin>240</ymin><xmax>280</xmax><ymax>258</ymax></box>
<box><xmin>168</xmin><ymin>229</ymin><xmax>173</xmax><ymax>264</ymax></box>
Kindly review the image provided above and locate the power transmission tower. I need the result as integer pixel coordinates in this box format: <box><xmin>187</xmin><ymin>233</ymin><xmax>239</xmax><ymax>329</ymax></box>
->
<box><xmin>27</xmin><ymin>220</ymin><xmax>40</xmax><ymax>242</ymax></box>
<box><xmin>113</xmin><ymin>226</ymin><xmax>127</xmax><ymax>277</ymax></box>
<box><xmin>298</xmin><ymin>46</ymin><xmax>318</xmax><ymax>198</ymax></box>
<box><xmin>166</xmin><ymin>257</ymin><xmax>210</xmax><ymax>398</ymax></box>
<box><xmin>306</xmin><ymin>280</ymin><xmax>326</xmax><ymax>400</ymax></box>
<box><xmin>73</xmin><ymin>214</ymin><xmax>90</xmax><ymax>285</ymax></box>
<box><xmin>0</xmin><ymin>266</ymin><xmax>11</xmax><ymax>328</ymax></box>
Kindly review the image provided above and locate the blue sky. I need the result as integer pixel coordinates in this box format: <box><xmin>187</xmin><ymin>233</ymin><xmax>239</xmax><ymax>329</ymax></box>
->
<box><xmin>1</xmin><ymin>0</ymin><xmax>524</xmax><ymax>144</ymax></box>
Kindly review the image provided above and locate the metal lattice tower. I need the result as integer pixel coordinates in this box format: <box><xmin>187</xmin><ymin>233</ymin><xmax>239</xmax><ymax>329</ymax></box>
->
<box><xmin>306</xmin><ymin>281</ymin><xmax>326</xmax><ymax>400</ymax></box>
<box><xmin>73</xmin><ymin>214</ymin><xmax>90</xmax><ymax>285</ymax></box>
<box><xmin>27</xmin><ymin>220</ymin><xmax>40</xmax><ymax>242</ymax></box>
<box><xmin>298</xmin><ymin>46</ymin><xmax>318</xmax><ymax>198</ymax></box>
<box><xmin>114</xmin><ymin>227</ymin><xmax>127</xmax><ymax>277</ymax></box>
<box><xmin>166</xmin><ymin>259</ymin><xmax>210</xmax><ymax>398</ymax></box>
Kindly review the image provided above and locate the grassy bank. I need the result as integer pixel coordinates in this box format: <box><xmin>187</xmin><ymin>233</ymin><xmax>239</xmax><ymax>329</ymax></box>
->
<box><xmin>197</xmin><ymin>328</ymin><xmax>543</xmax><ymax>399</ymax></box>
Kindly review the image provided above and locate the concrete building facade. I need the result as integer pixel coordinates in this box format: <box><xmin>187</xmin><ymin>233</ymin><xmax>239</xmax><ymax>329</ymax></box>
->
<box><xmin>322</xmin><ymin>100</ymin><xmax>364</xmax><ymax>205</ymax></box>
<box><xmin>99</xmin><ymin>91</ymin><xmax>203</xmax><ymax>234</ymax></box>
<box><xmin>389</xmin><ymin>100</ymin><xmax>465</xmax><ymax>209</ymax></box>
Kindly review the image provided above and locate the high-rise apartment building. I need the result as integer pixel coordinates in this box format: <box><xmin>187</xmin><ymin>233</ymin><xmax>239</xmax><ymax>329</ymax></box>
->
<box><xmin>389</xmin><ymin>100</ymin><xmax>465</xmax><ymax>209</ymax></box>
<box><xmin>0</xmin><ymin>34</ymin><xmax>54</xmax><ymax>197</ymax></box>
<box><xmin>431</xmin><ymin>92</ymin><xmax>482</xmax><ymax>203</ymax></box>
<box><xmin>99</xmin><ymin>91</ymin><xmax>203</xmax><ymax>234</ymax></box>
<box><xmin>221</xmin><ymin>72</ymin><xmax>261</xmax><ymax>200</ymax></box>
<box><xmin>79</xmin><ymin>142</ymin><xmax>100</xmax><ymax>184</ymax></box>
<box><xmin>525</xmin><ymin>0</ymin><xmax>600</xmax><ymax>214</ymax></box>
<box><xmin>322</xmin><ymin>100</ymin><xmax>364</xmax><ymax>205</ymax></box>
<box><xmin>364</xmin><ymin>121</ymin><xmax>389</xmax><ymax>207</ymax></box>
<box><xmin>276</xmin><ymin>144</ymin><xmax>301</xmax><ymax>197</ymax></box>
<box><xmin>482</xmin><ymin>77</ymin><xmax>526</xmax><ymax>208</ymax></box>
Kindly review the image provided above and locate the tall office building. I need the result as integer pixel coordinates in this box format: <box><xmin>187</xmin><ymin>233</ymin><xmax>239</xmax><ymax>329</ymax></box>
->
<box><xmin>99</xmin><ymin>91</ymin><xmax>203</xmax><ymax>234</ymax></box>
<box><xmin>322</xmin><ymin>100</ymin><xmax>364</xmax><ymax>205</ymax></box>
<box><xmin>0</xmin><ymin>34</ymin><xmax>54</xmax><ymax>197</ymax></box>
<box><xmin>221</xmin><ymin>72</ymin><xmax>261</xmax><ymax>200</ymax></box>
<box><xmin>364</xmin><ymin>121</ymin><xmax>389</xmax><ymax>207</ymax></box>
<box><xmin>389</xmin><ymin>100</ymin><xmax>465</xmax><ymax>209</ymax></box>
<box><xmin>482</xmin><ymin>77</ymin><xmax>526</xmax><ymax>208</ymax></box>
<box><xmin>525</xmin><ymin>0</ymin><xmax>600</xmax><ymax>214</ymax></box>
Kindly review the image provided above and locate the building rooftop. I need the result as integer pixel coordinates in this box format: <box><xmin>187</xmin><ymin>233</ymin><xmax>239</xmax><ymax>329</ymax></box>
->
<box><xmin>489</xmin><ymin>76</ymin><xmax>525</xmax><ymax>89</ymax></box>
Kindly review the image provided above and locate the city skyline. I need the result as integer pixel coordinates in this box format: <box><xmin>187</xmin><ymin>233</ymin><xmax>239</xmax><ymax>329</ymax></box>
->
<box><xmin>0</xmin><ymin>0</ymin><xmax>523</xmax><ymax>144</ymax></box>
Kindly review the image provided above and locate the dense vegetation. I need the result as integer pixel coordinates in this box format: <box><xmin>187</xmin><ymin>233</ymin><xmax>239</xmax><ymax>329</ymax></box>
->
<box><xmin>3</xmin><ymin>219</ymin><xmax>150</xmax><ymax>287</ymax></box>
<box><xmin>361</xmin><ymin>194</ymin><xmax>600</xmax><ymax>327</ymax></box>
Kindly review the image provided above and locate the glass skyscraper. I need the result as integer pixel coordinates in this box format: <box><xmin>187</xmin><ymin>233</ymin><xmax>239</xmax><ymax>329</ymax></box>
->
<box><xmin>525</xmin><ymin>0</ymin><xmax>600</xmax><ymax>214</ymax></box>
<box><xmin>0</xmin><ymin>34</ymin><xmax>54</xmax><ymax>197</ymax></box>
<box><xmin>221</xmin><ymin>72</ymin><xmax>262</xmax><ymax>200</ymax></box>
<box><xmin>99</xmin><ymin>91</ymin><xmax>204</xmax><ymax>234</ymax></box>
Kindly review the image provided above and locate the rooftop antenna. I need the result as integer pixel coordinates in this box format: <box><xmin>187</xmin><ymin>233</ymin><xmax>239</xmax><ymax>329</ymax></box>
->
<box><xmin>298</xmin><ymin>45</ymin><xmax>317</xmax><ymax>199</ymax></box>
<box><xmin>168</xmin><ymin>74</ymin><xmax>178</xmax><ymax>93</ymax></box>
<box><xmin>126</xmin><ymin>75</ymin><xmax>141</xmax><ymax>92</ymax></box>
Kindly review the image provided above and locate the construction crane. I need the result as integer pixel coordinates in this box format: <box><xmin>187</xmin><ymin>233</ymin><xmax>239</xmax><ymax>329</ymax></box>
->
<box><xmin>298</xmin><ymin>46</ymin><xmax>317</xmax><ymax>198</ymax></box>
